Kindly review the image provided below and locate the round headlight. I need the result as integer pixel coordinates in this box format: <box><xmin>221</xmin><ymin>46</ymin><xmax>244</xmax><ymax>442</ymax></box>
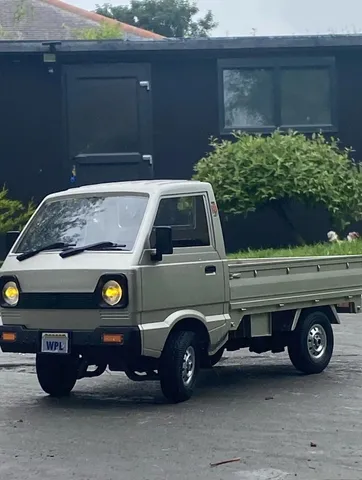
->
<box><xmin>2</xmin><ymin>281</ymin><xmax>19</xmax><ymax>306</ymax></box>
<box><xmin>102</xmin><ymin>280</ymin><xmax>123</xmax><ymax>306</ymax></box>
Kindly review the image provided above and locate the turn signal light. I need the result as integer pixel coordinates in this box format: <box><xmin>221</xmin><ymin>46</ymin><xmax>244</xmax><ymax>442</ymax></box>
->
<box><xmin>102</xmin><ymin>333</ymin><xmax>124</xmax><ymax>344</ymax></box>
<box><xmin>2</xmin><ymin>332</ymin><xmax>16</xmax><ymax>342</ymax></box>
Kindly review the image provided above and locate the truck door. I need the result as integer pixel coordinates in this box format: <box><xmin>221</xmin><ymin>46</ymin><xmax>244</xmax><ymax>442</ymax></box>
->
<box><xmin>64</xmin><ymin>63</ymin><xmax>153</xmax><ymax>186</ymax></box>
<box><xmin>141</xmin><ymin>193</ymin><xmax>228</xmax><ymax>352</ymax></box>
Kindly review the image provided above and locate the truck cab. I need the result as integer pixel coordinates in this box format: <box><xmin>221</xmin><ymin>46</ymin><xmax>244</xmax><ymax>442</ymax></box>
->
<box><xmin>0</xmin><ymin>180</ymin><xmax>229</xmax><ymax>402</ymax></box>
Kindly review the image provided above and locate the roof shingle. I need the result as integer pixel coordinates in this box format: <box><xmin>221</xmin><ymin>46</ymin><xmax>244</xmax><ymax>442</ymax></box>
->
<box><xmin>0</xmin><ymin>0</ymin><xmax>164</xmax><ymax>41</ymax></box>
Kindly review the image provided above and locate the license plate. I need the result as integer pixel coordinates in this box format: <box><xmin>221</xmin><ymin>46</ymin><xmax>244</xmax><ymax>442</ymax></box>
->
<box><xmin>41</xmin><ymin>333</ymin><xmax>69</xmax><ymax>354</ymax></box>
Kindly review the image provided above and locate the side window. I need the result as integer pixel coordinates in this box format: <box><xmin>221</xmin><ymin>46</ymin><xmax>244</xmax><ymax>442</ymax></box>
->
<box><xmin>151</xmin><ymin>195</ymin><xmax>210</xmax><ymax>248</ymax></box>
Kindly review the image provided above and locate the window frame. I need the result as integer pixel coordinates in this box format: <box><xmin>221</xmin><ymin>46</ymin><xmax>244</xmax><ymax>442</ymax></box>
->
<box><xmin>218</xmin><ymin>56</ymin><xmax>337</xmax><ymax>135</ymax></box>
<box><xmin>150</xmin><ymin>193</ymin><xmax>214</xmax><ymax>250</ymax></box>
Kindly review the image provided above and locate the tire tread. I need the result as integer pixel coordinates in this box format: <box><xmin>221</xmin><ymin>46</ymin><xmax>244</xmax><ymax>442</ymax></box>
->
<box><xmin>288</xmin><ymin>310</ymin><xmax>334</xmax><ymax>374</ymax></box>
<box><xmin>159</xmin><ymin>331</ymin><xmax>198</xmax><ymax>403</ymax></box>
<box><xmin>36</xmin><ymin>354</ymin><xmax>78</xmax><ymax>397</ymax></box>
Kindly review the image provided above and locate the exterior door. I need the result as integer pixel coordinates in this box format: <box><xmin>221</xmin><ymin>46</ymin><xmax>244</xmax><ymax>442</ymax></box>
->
<box><xmin>64</xmin><ymin>63</ymin><xmax>153</xmax><ymax>186</ymax></box>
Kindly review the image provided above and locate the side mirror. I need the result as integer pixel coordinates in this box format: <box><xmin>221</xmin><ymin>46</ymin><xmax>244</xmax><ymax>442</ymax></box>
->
<box><xmin>5</xmin><ymin>231</ymin><xmax>20</xmax><ymax>256</ymax></box>
<box><xmin>151</xmin><ymin>226</ymin><xmax>173</xmax><ymax>262</ymax></box>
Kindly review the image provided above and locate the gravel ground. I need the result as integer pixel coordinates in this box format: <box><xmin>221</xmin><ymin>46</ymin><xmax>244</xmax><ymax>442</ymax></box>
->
<box><xmin>0</xmin><ymin>314</ymin><xmax>362</xmax><ymax>480</ymax></box>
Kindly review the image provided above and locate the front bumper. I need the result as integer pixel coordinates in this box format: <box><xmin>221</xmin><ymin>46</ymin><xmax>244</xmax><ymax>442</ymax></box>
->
<box><xmin>0</xmin><ymin>325</ymin><xmax>141</xmax><ymax>358</ymax></box>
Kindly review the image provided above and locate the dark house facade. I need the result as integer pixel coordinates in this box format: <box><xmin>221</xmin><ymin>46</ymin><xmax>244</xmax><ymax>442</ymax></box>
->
<box><xmin>0</xmin><ymin>35</ymin><xmax>361</xmax><ymax>252</ymax></box>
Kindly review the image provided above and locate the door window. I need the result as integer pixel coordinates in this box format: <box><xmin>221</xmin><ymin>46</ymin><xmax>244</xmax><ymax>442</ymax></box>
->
<box><xmin>152</xmin><ymin>195</ymin><xmax>210</xmax><ymax>248</ymax></box>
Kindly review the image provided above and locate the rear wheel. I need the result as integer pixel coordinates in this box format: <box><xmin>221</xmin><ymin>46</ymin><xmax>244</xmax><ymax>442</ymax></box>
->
<box><xmin>159</xmin><ymin>331</ymin><xmax>199</xmax><ymax>403</ymax></box>
<box><xmin>36</xmin><ymin>354</ymin><xmax>79</xmax><ymax>397</ymax></box>
<box><xmin>288</xmin><ymin>310</ymin><xmax>334</xmax><ymax>374</ymax></box>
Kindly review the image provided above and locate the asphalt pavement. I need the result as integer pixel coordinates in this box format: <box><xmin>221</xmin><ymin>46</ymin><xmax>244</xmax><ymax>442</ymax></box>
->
<box><xmin>1</xmin><ymin>315</ymin><xmax>362</xmax><ymax>480</ymax></box>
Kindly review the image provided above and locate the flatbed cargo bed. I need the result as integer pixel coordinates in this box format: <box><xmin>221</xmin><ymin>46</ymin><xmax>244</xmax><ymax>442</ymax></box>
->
<box><xmin>228</xmin><ymin>255</ymin><xmax>362</xmax><ymax>314</ymax></box>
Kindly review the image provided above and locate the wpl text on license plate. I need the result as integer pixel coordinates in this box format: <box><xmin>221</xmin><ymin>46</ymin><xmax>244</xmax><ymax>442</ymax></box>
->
<box><xmin>41</xmin><ymin>333</ymin><xmax>69</xmax><ymax>354</ymax></box>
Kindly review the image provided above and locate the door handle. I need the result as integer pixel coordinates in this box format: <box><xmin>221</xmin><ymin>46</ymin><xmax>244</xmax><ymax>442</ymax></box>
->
<box><xmin>205</xmin><ymin>265</ymin><xmax>216</xmax><ymax>275</ymax></box>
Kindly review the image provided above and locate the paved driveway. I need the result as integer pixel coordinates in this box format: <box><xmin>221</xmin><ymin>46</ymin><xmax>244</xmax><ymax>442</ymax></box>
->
<box><xmin>0</xmin><ymin>314</ymin><xmax>361</xmax><ymax>480</ymax></box>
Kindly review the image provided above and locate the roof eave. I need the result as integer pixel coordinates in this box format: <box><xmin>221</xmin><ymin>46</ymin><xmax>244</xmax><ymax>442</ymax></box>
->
<box><xmin>2</xmin><ymin>34</ymin><xmax>362</xmax><ymax>54</ymax></box>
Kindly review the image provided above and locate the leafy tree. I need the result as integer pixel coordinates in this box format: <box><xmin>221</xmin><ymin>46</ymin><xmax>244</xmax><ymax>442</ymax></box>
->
<box><xmin>95</xmin><ymin>0</ymin><xmax>217</xmax><ymax>38</ymax></box>
<box><xmin>194</xmin><ymin>130</ymin><xmax>362</xmax><ymax>245</ymax></box>
<box><xmin>73</xmin><ymin>20</ymin><xmax>123</xmax><ymax>40</ymax></box>
<box><xmin>0</xmin><ymin>187</ymin><xmax>35</xmax><ymax>234</ymax></box>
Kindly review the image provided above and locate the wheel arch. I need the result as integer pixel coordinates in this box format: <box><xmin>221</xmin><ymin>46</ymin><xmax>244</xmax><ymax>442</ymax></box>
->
<box><xmin>291</xmin><ymin>305</ymin><xmax>340</xmax><ymax>331</ymax></box>
<box><xmin>140</xmin><ymin>310</ymin><xmax>212</xmax><ymax>358</ymax></box>
<box><xmin>166</xmin><ymin>316</ymin><xmax>211</xmax><ymax>367</ymax></box>
<box><xmin>168</xmin><ymin>316</ymin><xmax>211</xmax><ymax>351</ymax></box>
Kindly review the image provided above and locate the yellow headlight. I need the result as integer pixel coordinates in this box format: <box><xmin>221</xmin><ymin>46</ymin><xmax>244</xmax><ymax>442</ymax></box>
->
<box><xmin>102</xmin><ymin>280</ymin><xmax>123</xmax><ymax>306</ymax></box>
<box><xmin>2</xmin><ymin>282</ymin><xmax>19</xmax><ymax>306</ymax></box>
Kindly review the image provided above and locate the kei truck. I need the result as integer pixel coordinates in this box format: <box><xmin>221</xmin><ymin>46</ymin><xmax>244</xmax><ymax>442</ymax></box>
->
<box><xmin>0</xmin><ymin>180</ymin><xmax>361</xmax><ymax>403</ymax></box>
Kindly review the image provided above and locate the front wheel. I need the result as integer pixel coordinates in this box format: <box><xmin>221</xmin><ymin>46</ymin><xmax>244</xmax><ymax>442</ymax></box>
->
<box><xmin>288</xmin><ymin>310</ymin><xmax>334</xmax><ymax>374</ymax></box>
<box><xmin>159</xmin><ymin>331</ymin><xmax>200</xmax><ymax>403</ymax></box>
<box><xmin>36</xmin><ymin>354</ymin><xmax>79</xmax><ymax>397</ymax></box>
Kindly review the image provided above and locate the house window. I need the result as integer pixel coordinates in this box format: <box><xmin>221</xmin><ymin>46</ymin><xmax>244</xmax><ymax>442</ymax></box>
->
<box><xmin>152</xmin><ymin>195</ymin><xmax>210</xmax><ymax>248</ymax></box>
<box><xmin>219</xmin><ymin>57</ymin><xmax>336</xmax><ymax>133</ymax></box>
<box><xmin>223</xmin><ymin>68</ymin><xmax>274</xmax><ymax>128</ymax></box>
<box><xmin>280</xmin><ymin>68</ymin><xmax>331</xmax><ymax>126</ymax></box>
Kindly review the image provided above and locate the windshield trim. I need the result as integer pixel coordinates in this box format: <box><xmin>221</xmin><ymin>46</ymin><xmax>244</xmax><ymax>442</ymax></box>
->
<box><xmin>45</xmin><ymin>191</ymin><xmax>150</xmax><ymax>204</ymax></box>
<box><xmin>12</xmin><ymin>192</ymin><xmax>150</xmax><ymax>255</ymax></box>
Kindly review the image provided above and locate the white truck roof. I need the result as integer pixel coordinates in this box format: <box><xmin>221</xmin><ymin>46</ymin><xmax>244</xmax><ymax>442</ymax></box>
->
<box><xmin>45</xmin><ymin>180</ymin><xmax>212</xmax><ymax>200</ymax></box>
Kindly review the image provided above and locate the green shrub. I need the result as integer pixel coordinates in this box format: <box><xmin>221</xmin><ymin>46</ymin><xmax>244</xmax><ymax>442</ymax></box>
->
<box><xmin>194</xmin><ymin>130</ymin><xmax>362</xmax><ymax>244</ymax></box>
<box><xmin>0</xmin><ymin>187</ymin><xmax>35</xmax><ymax>234</ymax></box>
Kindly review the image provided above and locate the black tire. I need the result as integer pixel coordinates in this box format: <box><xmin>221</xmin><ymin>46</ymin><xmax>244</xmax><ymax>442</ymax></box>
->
<box><xmin>36</xmin><ymin>354</ymin><xmax>79</xmax><ymax>397</ymax></box>
<box><xmin>288</xmin><ymin>310</ymin><xmax>334</xmax><ymax>374</ymax></box>
<box><xmin>159</xmin><ymin>331</ymin><xmax>199</xmax><ymax>403</ymax></box>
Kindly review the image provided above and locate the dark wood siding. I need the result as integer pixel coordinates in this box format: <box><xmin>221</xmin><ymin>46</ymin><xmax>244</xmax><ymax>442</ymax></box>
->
<box><xmin>151</xmin><ymin>56</ymin><xmax>219</xmax><ymax>180</ymax></box>
<box><xmin>1</xmin><ymin>45</ymin><xmax>362</xmax><ymax>256</ymax></box>
<box><xmin>0</xmin><ymin>56</ymin><xmax>64</xmax><ymax>204</ymax></box>
<box><xmin>335</xmin><ymin>51</ymin><xmax>362</xmax><ymax>161</ymax></box>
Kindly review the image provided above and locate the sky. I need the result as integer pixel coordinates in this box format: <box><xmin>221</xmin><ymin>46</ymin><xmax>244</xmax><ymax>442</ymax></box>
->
<box><xmin>69</xmin><ymin>0</ymin><xmax>362</xmax><ymax>37</ymax></box>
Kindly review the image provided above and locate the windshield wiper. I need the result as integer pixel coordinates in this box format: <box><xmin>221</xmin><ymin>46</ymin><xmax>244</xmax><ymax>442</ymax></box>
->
<box><xmin>60</xmin><ymin>241</ymin><xmax>127</xmax><ymax>259</ymax></box>
<box><xmin>17</xmin><ymin>242</ymin><xmax>76</xmax><ymax>262</ymax></box>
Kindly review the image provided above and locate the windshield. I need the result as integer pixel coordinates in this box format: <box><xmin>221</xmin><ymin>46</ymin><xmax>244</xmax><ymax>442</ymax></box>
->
<box><xmin>14</xmin><ymin>194</ymin><xmax>149</xmax><ymax>253</ymax></box>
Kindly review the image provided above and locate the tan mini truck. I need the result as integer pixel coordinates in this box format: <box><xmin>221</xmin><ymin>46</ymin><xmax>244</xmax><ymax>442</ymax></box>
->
<box><xmin>1</xmin><ymin>180</ymin><xmax>362</xmax><ymax>403</ymax></box>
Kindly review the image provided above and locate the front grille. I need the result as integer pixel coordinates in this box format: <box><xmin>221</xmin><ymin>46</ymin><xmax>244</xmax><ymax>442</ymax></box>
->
<box><xmin>1</xmin><ymin>310</ymin><xmax>21</xmax><ymax>323</ymax></box>
<box><xmin>100</xmin><ymin>311</ymin><xmax>130</xmax><ymax>323</ymax></box>
<box><xmin>14</xmin><ymin>293</ymin><xmax>98</xmax><ymax>310</ymax></box>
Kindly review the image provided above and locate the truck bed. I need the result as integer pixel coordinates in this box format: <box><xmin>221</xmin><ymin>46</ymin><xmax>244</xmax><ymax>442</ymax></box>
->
<box><xmin>228</xmin><ymin>255</ymin><xmax>362</xmax><ymax>313</ymax></box>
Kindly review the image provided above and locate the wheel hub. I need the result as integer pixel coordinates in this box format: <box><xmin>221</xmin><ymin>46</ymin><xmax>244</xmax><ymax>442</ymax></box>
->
<box><xmin>307</xmin><ymin>324</ymin><xmax>327</xmax><ymax>359</ymax></box>
<box><xmin>182</xmin><ymin>346</ymin><xmax>195</xmax><ymax>386</ymax></box>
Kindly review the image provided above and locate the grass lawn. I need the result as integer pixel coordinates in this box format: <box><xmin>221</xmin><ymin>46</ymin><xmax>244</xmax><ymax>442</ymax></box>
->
<box><xmin>229</xmin><ymin>240</ymin><xmax>362</xmax><ymax>259</ymax></box>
